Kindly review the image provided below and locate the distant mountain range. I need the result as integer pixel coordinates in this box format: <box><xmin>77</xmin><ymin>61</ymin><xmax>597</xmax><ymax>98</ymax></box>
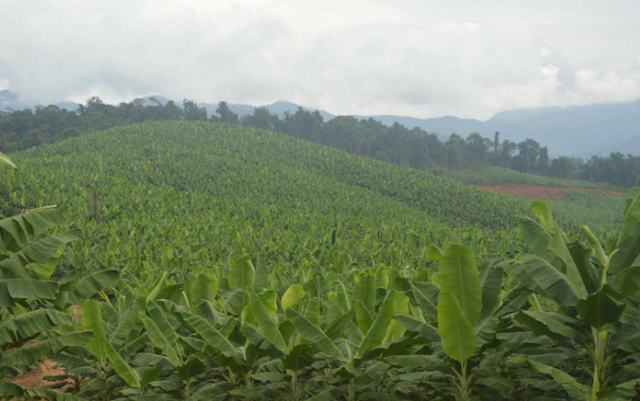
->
<box><xmin>354</xmin><ymin>102</ymin><xmax>640</xmax><ymax>158</ymax></box>
<box><xmin>141</xmin><ymin>95</ymin><xmax>336</xmax><ymax>122</ymax></box>
<box><xmin>0</xmin><ymin>89</ymin><xmax>77</xmax><ymax>112</ymax></box>
<box><xmin>2</xmin><ymin>89</ymin><xmax>639</xmax><ymax>158</ymax></box>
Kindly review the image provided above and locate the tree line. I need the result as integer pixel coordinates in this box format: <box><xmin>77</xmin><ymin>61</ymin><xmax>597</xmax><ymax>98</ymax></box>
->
<box><xmin>1</xmin><ymin>96</ymin><xmax>638</xmax><ymax>187</ymax></box>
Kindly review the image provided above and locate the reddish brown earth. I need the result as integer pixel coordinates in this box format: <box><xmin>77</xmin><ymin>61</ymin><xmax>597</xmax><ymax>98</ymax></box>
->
<box><xmin>7</xmin><ymin>306</ymin><xmax>82</xmax><ymax>392</ymax></box>
<box><xmin>9</xmin><ymin>358</ymin><xmax>69</xmax><ymax>389</ymax></box>
<box><xmin>472</xmin><ymin>183</ymin><xmax>626</xmax><ymax>199</ymax></box>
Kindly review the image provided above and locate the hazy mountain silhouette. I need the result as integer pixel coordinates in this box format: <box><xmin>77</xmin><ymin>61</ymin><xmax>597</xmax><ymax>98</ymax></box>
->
<box><xmin>2</xmin><ymin>90</ymin><xmax>639</xmax><ymax>158</ymax></box>
<box><xmin>360</xmin><ymin>102</ymin><xmax>640</xmax><ymax>158</ymax></box>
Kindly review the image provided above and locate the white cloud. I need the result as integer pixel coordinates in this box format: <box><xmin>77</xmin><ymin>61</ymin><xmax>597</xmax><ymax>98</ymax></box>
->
<box><xmin>575</xmin><ymin>65</ymin><xmax>640</xmax><ymax>103</ymax></box>
<box><xmin>0</xmin><ymin>0</ymin><xmax>639</xmax><ymax>119</ymax></box>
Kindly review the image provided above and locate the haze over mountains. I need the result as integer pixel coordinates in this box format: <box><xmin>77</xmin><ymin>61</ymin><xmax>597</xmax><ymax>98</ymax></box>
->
<box><xmin>1</xmin><ymin>89</ymin><xmax>638</xmax><ymax>158</ymax></box>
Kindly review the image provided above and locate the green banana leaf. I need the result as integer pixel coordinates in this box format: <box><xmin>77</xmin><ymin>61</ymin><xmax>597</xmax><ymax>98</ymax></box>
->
<box><xmin>228</xmin><ymin>257</ymin><xmax>255</xmax><ymax>289</ymax></box>
<box><xmin>0</xmin><ymin>309</ymin><xmax>72</xmax><ymax>346</ymax></box>
<box><xmin>247</xmin><ymin>288</ymin><xmax>287</xmax><ymax>353</ymax></box>
<box><xmin>83</xmin><ymin>299</ymin><xmax>108</xmax><ymax>367</ymax></box>
<box><xmin>439</xmin><ymin>244</ymin><xmax>483</xmax><ymax>325</ymax></box>
<box><xmin>358</xmin><ymin>289</ymin><xmax>397</xmax><ymax>356</ymax></box>
<box><xmin>183</xmin><ymin>312</ymin><xmax>238</xmax><ymax>355</ymax></box>
<box><xmin>139</xmin><ymin>304</ymin><xmax>182</xmax><ymax>367</ymax></box>
<box><xmin>285</xmin><ymin>308</ymin><xmax>344</xmax><ymax>360</ymax></box>
<box><xmin>105</xmin><ymin>341</ymin><xmax>141</xmax><ymax>388</ymax></box>
<box><xmin>281</xmin><ymin>283</ymin><xmax>305</xmax><ymax>311</ymax></box>
<box><xmin>0</xmin><ymin>332</ymin><xmax>93</xmax><ymax>371</ymax></box>
<box><xmin>437</xmin><ymin>291</ymin><xmax>476</xmax><ymax>363</ymax></box>
<box><xmin>353</xmin><ymin>274</ymin><xmax>377</xmax><ymax>315</ymax></box>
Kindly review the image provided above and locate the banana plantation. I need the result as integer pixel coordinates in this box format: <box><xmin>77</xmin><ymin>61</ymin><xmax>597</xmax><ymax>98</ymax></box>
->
<box><xmin>1</xmin><ymin>122</ymin><xmax>639</xmax><ymax>400</ymax></box>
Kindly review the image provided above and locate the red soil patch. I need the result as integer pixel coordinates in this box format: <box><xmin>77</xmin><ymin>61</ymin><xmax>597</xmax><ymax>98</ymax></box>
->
<box><xmin>472</xmin><ymin>183</ymin><xmax>626</xmax><ymax>200</ymax></box>
<box><xmin>8</xmin><ymin>358</ymin><xmax>70</xmax><ymax>389</ymax></box>
<box><xmin>7</xmin><ymin>306</ymin><xmax>82</xmax><ymax>392</ymax></box>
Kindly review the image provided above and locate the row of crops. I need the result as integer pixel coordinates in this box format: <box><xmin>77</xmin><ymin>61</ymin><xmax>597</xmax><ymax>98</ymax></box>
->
<box><xmin>547</xmin><ymin>191</ymin><xmax>626</xmax><ymax>230</ymax></box>
<box><xmin>2</xmin><ymin>122</ymin><xmax>538</xmax><ymax>285</ymax></box>
<box><xmin>1</xmin><ymin>122</ymin><xmax>639</xmax><ymax>400</ymax></box>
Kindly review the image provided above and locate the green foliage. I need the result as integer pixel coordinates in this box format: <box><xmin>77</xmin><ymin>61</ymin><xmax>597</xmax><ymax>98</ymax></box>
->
<box><xmin>3</xmin><ymin>98</ymin><xmax>636</xmax><ymax>188</ymax></box>
<box><xmin>549</xmin><ymin>191</ymin><xmax>626</xmax><ymax>229</ymax></box>
<box><xmin>3</xmin><ymin>120</ymin><xmax>640</xmax><ymax>401</ymax></box>
<box><xmin>0</xmin><ymin>151</ymin><xmax>16</xmax><ymax>169</ymax></box>
<box><xmin>1</xmin><ymin>121</ymin><xmax>530</xmax><ymax>291</ymax></box>
<box><xmin>447</xmin><ymin>165</ymin><xmax>621</xmax><ymax>190</ymax></box>
<box><xmin>437</xmin><ymin>291</ymin><xmax>476</xmax><ymax>363</ymax></box>
<box><xmin>0</xmin><ymin>179</ymin><xmax>98</xmax><ymax>383</ymax></box>
<box><xmin>82</xmin><ymin>299</ymin><xmax>107</xmax><ymax>367</ymax></box>
<box><xmin>281</xmin><ymin>283</ymin><xmax>305</xmax><ymax>311</ymax></box>
<box><xmin>438</xmin><ymin>244</ymin><xmax>482</xmax><ymax>325</ymax></box>
<box><xmin>504</xmin><ymin>190</ymin><xmax>640</xmax><ymax>400</ymax></box>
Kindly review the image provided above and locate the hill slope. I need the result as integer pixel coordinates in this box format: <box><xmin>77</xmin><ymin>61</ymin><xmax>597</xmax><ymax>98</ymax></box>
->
<box><xmin>1</xmin><ymin>121</ymin><xmax>530</xmax><ymax>282</ymax></box>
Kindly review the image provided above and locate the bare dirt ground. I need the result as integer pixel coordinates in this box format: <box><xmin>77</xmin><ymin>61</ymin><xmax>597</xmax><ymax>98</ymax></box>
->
<box><xmin>7</xmin><ymin>306</ymin><xmax>82</xmax><ymax>391</ymax></box>
<box><xmin>8</xmin><ymin>359</ymin><xmax>68</xmax><ymax>388</ymax></box>
<box><xmin>472</xmin><ymin>183</ymin><xmax>626</xmax><ymax>199</ymax></box>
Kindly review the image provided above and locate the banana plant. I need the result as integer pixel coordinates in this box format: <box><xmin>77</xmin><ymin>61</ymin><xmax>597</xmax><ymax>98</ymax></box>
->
<box><xmin>213</xmin><ymin>259</ymin><xmax>423</xmax><ymax>400</ymax></box>
<box><xmin>80</xmin><ymin>259</ymin><xmax>275</xmax><ymax>400</ymax></box>
<box><xmin>401</xmin><ymin>244</ymin><xmax>516</xmax><ymax>400</ymax></box>
<box><xmin>65</xmin><ymin>286</ymin><xmax>204</xmax><ymax>399</ymax></box>
<box><xmin>437</xmin><ymin>243</ymin><xmax>482</xmax><ymax>399</ymax></box>
<box><xmin>505</xmin><ymin>192</ymin><xmax>640</xmax><ymax>400</ymax></box>
<box><xmin>0</xmin><ymin>151</ymin><xmax>124</xmax><ymax>401</ymax></box>
<box><xmin>0</xmin><ymin>206</ymin><xmax>90</xmax><ymax>376</ymax></box>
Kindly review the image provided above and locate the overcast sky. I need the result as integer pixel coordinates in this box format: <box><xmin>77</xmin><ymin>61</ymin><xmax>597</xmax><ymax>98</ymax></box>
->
<box><xmin>1</xmin><ymin>0</ymin><xmax>639</xmax><ymax>120</ymax></box>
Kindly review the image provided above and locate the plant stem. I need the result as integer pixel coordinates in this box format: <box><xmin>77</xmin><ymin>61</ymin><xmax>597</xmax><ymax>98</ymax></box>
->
<box><xmin>459</xmin><ymin>360</ymin><xmax>470</xmax><ymax>399</ymax></box>
<box><xmin>349</xmin><ymin>378</ymin><xmax>356</xmax><ymax>401</ymax></box>
<box><xmin>292</xmin><ymin>369</ymin><xmax>299</xmax><ymax>401</ymax></box>
<box><xmin>591</xmin><ymin>328</ymin><xmax>608</xmax><ymax>401</ymax></box>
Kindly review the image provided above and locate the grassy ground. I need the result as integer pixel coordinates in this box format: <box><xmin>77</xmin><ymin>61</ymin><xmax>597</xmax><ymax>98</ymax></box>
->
<box><xmin>547</xmin><ymin>190</ymin><xmax>627</xmax><ymax>231</ymax></box>
<box><xmin>431</xmin><ymin>166</ymin><xmax>629</xmax><ymax>231</ymax></box>
<box><xmin>436</xmin><ymin>166</ymin><xmax>623</xmax><ymax>190</ymax></box>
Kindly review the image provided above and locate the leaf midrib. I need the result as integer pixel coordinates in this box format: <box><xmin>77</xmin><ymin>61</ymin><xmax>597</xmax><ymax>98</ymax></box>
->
<box><xmin>451</xmin><ymin>296</ymin><xmax>464</xmax><ymax>362</ymax></box>
<box><xmin>457</xmin><ymin>252</ymin><xmax>466</xmax><ymax>316</ymax></box>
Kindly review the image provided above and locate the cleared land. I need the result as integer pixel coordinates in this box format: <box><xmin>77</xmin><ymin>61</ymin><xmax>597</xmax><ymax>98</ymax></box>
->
<box><xmin>472</xmin><ymin>183</ymin><xmax>626</xmax><ymax>199</ymax></box>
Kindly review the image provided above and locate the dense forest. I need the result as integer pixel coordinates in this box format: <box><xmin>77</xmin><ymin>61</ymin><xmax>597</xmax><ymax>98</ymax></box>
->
<box><xmin>1</xmin><ymin>96</ymin><xmax>638</xmax><ymax>187</ymax></box>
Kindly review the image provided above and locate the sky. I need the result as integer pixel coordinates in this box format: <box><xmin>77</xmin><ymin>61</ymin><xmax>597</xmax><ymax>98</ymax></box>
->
<box><xmin>1</xmin><ymin>0</ymin><xmax>639</xmax><ymax>120</ymax></box>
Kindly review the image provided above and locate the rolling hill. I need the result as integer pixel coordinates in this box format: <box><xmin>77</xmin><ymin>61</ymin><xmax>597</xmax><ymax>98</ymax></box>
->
<box><xmin>1</xmin><ymin>121</ymin><xmax>533</xmax><ymax>281</ymax></box>
<box><xmin>1</xmin><ymin>120</ymin><xmax>633</xmax><ymax>400</ymax></box>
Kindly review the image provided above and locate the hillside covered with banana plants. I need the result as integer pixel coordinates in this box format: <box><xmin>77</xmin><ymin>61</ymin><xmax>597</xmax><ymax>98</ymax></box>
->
<box><xmin>0</xmin><ymin>121</ymin><xmax>639</xmax><ymax>400</ymax></box>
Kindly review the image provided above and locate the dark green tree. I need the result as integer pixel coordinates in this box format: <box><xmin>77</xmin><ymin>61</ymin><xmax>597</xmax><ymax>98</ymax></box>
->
<box><xmin>183</xmin><ymin>99</ymin><xmax>207</xmax><ymax>121</ymax></box>
<box><xmin>535</xmin><ymin>146</ymin><xmax>550</xmax><ymax>175</ymax></box>
<box><xmin>516</xmin><ymin>138</ymin><xmax>541</xmax><ymax>173</ymax></box>
<box><xmin>243</xmin><ymin>108</ymin><xmax>276</xmax><ymax>130</ymax></box>
<box><xmin>216</xmin><ymin>101</ymin><xmax>239</xmax><ymax>125</ymax></box>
